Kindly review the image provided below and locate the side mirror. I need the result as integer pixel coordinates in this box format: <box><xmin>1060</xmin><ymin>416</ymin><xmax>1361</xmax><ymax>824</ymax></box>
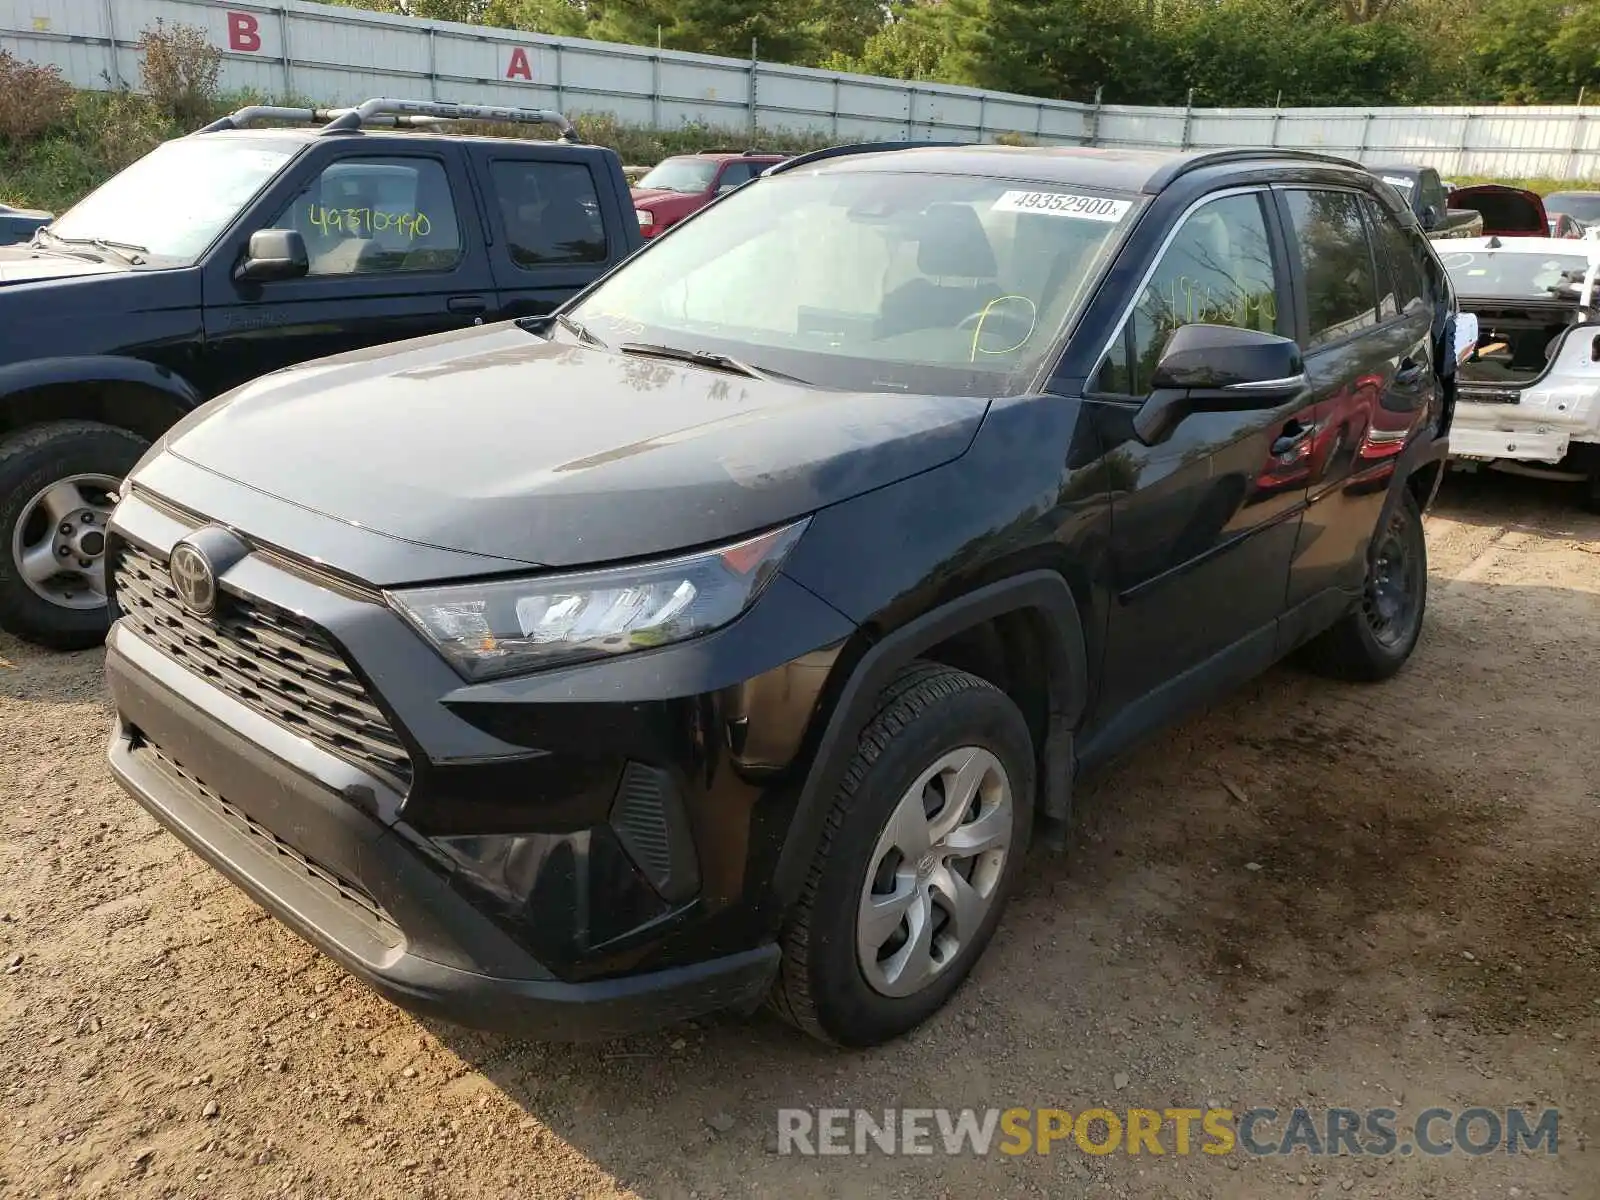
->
<box><xmin>1420</xmin><ymin>203</ymin><xmax>1441</xmax><ymax>231</ymax></box>
<box><xmin>235</xmin><ymin>228</ymin><xmax>308</xmax><ymax>283</ymax></box>
<box><xmin>716</xmin><ymin>181</ymin><xmax>740</xmax><ymax>195</ymax></box>
<box><xmin>1134</xmin><ymin>323</ymin><xmax>1307</xmax><ymax>446</ymax></box>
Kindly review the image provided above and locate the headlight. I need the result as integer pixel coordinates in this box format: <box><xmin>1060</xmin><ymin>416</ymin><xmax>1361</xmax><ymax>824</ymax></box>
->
<box><xmin>386</xmin><ymin>520</ymin><xmax>808</xmax><ymax>681</ymax></box>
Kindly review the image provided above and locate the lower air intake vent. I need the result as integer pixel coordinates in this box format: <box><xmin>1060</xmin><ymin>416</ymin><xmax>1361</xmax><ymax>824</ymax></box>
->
<box><xmin>608</xmin><ymin>762</ymin><xmax>699</xmax><ymax>904</ymax></box>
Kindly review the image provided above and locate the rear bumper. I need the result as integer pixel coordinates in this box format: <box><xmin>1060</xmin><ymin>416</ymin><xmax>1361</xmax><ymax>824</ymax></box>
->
<box><xmin>105</xmin><ymin>628</ymin><xmax>779</xmax><ymax>1040</ymax></box>
<box><xmin>1448</xmin><ymin>421</ymin><xmax>1572</xmax><ymax>465</ymax></box>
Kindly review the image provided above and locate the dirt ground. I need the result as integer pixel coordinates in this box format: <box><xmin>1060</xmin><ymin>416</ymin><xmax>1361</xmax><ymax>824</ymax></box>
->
<box><xmin>1</xmin><ymin>470</ymin><xmax>1596</xmax><ymax>1200</ymax></box>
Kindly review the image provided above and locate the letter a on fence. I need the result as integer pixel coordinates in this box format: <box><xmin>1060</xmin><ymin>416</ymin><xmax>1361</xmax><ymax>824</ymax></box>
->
<box><xmin>506</xmin><ymin>47</ymin><xmax>533</xmax><ymax>81</ymax></box>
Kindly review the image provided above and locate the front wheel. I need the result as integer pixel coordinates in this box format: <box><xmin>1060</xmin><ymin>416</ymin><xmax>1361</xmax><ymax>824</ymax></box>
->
<box><xmin>1301</xmin><ymin>488</ymin><xmax>1428</xmax><ymax>682</ymax></box>
<box><xmin>770</xmin><ymin>661</ymin><xmax>1034</xmax><ymax>1047</ymax></box>
<box><xmin>0</xmin><ymin>421</ymin><xmax>148</xmax><ymax>650</ymax></box>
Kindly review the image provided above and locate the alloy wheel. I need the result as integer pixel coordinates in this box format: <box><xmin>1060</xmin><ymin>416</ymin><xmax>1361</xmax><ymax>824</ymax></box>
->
<box><xmin>11</xmin><ymin>473</ymin><xmax>120</xmax><ymax>610</ymax></box>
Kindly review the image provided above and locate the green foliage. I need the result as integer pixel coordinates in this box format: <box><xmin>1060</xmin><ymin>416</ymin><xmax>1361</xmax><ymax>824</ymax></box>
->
<box><xmin>826</xmin><ymin>5</ymin><xmax>962</xmax><ymax>82</ymax></box>
<box><xmin>270</xmin><ymin>0</ymin><xmax>1600</xmax><ymax>107</ymax></box>
<box><xmin>1175</xmin><ymin>0</ymin><xmax>1429</xmax><ymax>106</ymax></box>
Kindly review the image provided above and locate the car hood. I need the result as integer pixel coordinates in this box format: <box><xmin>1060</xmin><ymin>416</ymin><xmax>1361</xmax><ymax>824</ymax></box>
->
<box><xmin>630</xmin><ymin>188</ymin><xmax>698</xmax><ymax>208</ymax></box>
<box><xmin>0</xmin><ymin>246</ymin><xmax>124</xmax><ymax>284</ymax></box>
<box><xmin>160</xmin><ymin>322</ymin><xmax>990</xmax><ymax>569</ymax></box>
<box><xmin>1449</xmin><ymin>185</ymin><xmax>1547</xmax><ymax>235</ymax></box>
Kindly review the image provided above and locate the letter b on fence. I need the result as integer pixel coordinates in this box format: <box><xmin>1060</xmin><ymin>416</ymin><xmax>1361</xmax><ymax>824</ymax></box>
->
<box><xmin>228</xmin><ymin>11</ymin><xmax>261</xmax><ymax>53</ymax></box>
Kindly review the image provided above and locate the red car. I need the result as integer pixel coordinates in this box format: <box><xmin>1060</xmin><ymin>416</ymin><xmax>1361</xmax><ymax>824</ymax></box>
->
<box><xmin>630</xmin><ymin>151</ymin><xmax>787</xmax><ymax>238</ymax></box>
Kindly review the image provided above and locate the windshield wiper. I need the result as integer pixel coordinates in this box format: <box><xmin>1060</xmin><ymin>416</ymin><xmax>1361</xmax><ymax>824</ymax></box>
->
<box><xmin>35</xmin><ymin>228</ymin><xmax>148</xmax><ymax>264</ymax></box>
<box><xmin>556</xmin><ymin>312</ymin><xmax>606</xmax><ymax>348</ymax></box>
<box><xmin>30</xmin><ymin>228</ymin><xmax>102</xmax><ymax>263</ymax></box>
<box><xmin>618</xmin><ymin>342</ymin><xmax>806</xmax><ymax>384</ymax></box>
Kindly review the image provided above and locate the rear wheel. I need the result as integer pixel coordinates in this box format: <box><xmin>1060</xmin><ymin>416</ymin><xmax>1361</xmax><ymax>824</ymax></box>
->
<box><xmin>770</xmin><ymin>662</ymin><xmax>1034</xmax><ymax>1047</ymax></box>
<box><xmin>1301</xmin><ymin>489</ymin><xmax>1428</xmax><ymax>682</ymax></box>
<box><xmin>0</xmin><ymin>421</ymin><xmax>147</xmax><ymax>650</ymax></box>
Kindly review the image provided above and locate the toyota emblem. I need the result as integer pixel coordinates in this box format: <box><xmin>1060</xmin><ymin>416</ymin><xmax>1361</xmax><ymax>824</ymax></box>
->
<box><xmin>169</xmin><ymin>541</ymin><xmax>218</xmax><ymax>617</ymax></box>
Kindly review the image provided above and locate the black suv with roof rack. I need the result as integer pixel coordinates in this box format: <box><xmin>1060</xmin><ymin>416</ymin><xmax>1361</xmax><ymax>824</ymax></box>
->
<box><xmin>0</xmin><ymin>98</ymin><xmax>641</xmax><ymax>650</ymax></box>
<box><xmin>105</xmin><ymin>141</ymin><xmax>1458</xmax><ymax>1046</ymax></box>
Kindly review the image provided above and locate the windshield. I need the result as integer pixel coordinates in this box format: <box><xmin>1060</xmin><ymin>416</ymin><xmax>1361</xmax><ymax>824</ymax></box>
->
<box><xmin>569</xmin><ymin>169</ymin><xmax>1140</xmax><ymax>395</ymax></box>
<box><xmin>1545</xmin><ymin>193</ymin><xmax>1600</xmax><ymax>223</ymax></box>
<box><xmin>48</xmin><ymin>136</ymin><xmax>297</xmax><ymax>262</ymax></box>
<box><xmin>1442</xmin><ymin>248</ymin><xmax>1593</xmax><ymax>297</ymax></box>
<box><xmin>636</xmin><ymin>159</ymin><xmax>720</xmax><ymax>194</ymax></box>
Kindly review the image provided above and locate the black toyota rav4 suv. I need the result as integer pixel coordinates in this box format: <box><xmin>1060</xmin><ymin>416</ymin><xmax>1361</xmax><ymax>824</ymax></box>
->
<box><xmin>104</xmin><ymin>144</ymin><xmax>1457</xmax><ymax>1047</ymax></box>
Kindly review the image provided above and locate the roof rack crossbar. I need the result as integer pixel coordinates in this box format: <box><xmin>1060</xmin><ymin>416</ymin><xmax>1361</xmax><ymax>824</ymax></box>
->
<box><xmin>200</xmin><ymin>97</ymin><xmax>580</xmax><ymax>142</ymax></box>
<box><xmin>765</xmin><ymin>139</ymin><xmax>970</xmax><ymax>176</ymax></box>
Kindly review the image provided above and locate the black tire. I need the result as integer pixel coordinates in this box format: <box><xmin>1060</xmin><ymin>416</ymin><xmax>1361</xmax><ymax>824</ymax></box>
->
<box><xmin>1301</xmin><ymin>488</ymin><xmax>1428</xmax><ymax>682</ymax></box>
<box><xmin>1582</xmin><ymin>472</ymin><xmax>1600</xmax><ymax>515</ymax></box>
<box><xmin>770</xmin><ymin>661</ymin><xmax>1035</xmax><ymax>1047</ymax></box>
<box><xmin>0</xmin><ymin>421</ymin><xmax>148</xmax><ymax>651</ymax></box>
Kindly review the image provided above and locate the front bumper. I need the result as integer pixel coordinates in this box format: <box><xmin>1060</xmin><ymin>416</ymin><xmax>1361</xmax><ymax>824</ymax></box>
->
<box><xmin>101</xmin><ymin>482</ymin><xmax>853</xmax><ymax>1038</ymax></box>
<box><xmin>106</xmin><ymin>628</ymin><xmax>778</xmax><ymax>1038</ymax></box>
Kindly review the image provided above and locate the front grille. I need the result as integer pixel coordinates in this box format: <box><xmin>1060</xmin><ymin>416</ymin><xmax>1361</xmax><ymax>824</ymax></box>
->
<box><xmin>134</xmin><ymin>737</ymin><xmax>401</xmax><ymax>949</ymax></box>
<box><xmin>112</xmin><ymin>543</ymin><xmax>413</xmax><ymax>789</ymax></box>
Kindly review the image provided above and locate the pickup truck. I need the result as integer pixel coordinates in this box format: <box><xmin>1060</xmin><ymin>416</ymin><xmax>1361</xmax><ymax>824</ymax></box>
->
<box><xmin>1365</xmin><ymin>164</ymin><xmax>1483</xmax><ymax>240</ymax></box>
<box><xmin>0</xmin><ymin>98</ymin><xmax>642</xmax><ymax>650</ymax></box>
<box><xmin>630</xmin><ymin>151</ymin><xmax>788</xmax><ymax>239</ymax></box>
<box><xmin>0</xmin><ymin>204</ymin><xmax>52</xmax><ymax>247</ymax></box>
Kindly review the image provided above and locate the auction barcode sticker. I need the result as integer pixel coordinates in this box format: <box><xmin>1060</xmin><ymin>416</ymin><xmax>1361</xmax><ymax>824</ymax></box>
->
<box><xmin>991</xmin><ymin>191</ymin><xmax>1132</xmax><ymax>221</ymax></box>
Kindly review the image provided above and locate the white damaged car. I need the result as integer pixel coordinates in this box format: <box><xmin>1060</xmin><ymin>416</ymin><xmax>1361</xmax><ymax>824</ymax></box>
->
<box><xmin>1440</xmin><ymin>237</ymin><xmax>1600</xmax><ymax>507</ymax></box>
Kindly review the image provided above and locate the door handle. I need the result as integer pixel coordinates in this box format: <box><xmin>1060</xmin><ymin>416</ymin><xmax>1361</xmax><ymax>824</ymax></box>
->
<box><xmin>1271</xmin><ymin>419</ymin><xmax>1315</xmax><ymax>457</ymax></box>
<box><xmin>1394</xmin><ymin>358</ymin><xmax>1426</xmax><ymax>386</ymax></box>
<box><xmin>448</xmin><ymin>296</ymin><xmax>488</xmax><ymax>314</ymax></box>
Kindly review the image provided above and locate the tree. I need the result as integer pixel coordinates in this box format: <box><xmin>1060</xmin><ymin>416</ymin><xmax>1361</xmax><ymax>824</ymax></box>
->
<box><xmin>943</xmin><ymin>0</ymin><xmax>1172</xmax><ymax>102</ymax></box>
<box><xmin>826</xmin><ymin>3</ymin><xmax>961</xmax><ymax>81</ymax></box>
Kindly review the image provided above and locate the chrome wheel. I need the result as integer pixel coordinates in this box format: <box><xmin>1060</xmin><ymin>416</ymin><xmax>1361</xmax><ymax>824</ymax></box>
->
<box><xmin>10</xmin><ymin>473</ymin><xmax>120</xmax><ymax>610</ymax></box>
<box><xmin>856</xmin><ymin>746</ymin><xmax>1014</xmax><ymax>999</ymax></box>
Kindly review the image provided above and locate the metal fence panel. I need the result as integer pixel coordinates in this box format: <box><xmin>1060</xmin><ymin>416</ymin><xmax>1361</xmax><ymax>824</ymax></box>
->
<box><xmin>2</xmin><ymin>0</ymin><xmax>1597</xmax><ymax>178</ymax></box>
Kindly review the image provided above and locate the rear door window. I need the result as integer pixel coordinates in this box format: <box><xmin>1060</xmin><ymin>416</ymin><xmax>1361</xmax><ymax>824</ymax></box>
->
<box><xmin>488</xmin><ymin>160</ymin><xmax>609</xmax><ymax>268</ymax></box>
<box><xmin>716</xmin><ymin>162</ymin><xmax>756</xmax><ymax>193</ymax></box>
<box><xmin>1363</xmin><ymin>197</ymin><xmax>1425</xmax><ymax>320</ymax></box>
<box><xmin>1282</xmin><ymin>189</ymin><xmax>1381</xmax><ymax>349</ymax></box>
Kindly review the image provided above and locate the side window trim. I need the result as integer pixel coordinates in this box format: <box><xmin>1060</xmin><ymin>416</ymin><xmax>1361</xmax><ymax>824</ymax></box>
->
<box><xmin>1084</xmin><ymin>185</ymin><xmax>1281</xmax><ymax>402</ymax></box>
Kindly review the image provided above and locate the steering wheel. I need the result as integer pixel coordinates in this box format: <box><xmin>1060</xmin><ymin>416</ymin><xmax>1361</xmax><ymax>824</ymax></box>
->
<box><xmin>957</xmin><ymin>297</ymin><xmax>1039</xmax><ymax>359</ymax></box>
<box><xmin>957</xmin><ymin>306</ymin><xmax>1033</xmax><ymax>335</ymax></box>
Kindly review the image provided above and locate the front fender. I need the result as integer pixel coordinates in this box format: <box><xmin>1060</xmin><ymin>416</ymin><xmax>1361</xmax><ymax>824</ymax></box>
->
<box><xmin>769</xmin><ymin>570</ymin><xmax>1089</xmax><ymax>913</ymax></box>
<box><xmin>0</xmin><ymin>355</ymin><xmax>203</xmax><ymax>412</ymax></box>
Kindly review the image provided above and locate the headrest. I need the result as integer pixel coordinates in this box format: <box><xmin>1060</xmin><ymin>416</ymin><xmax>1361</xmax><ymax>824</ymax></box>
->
<box><xmin>915</xmin><ymin>203</ymin><xmax>998</xmax><ymax>278</ymax></box>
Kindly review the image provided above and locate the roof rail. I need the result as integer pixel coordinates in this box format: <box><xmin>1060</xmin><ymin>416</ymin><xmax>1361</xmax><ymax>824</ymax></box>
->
<box><xmin>764</xmin><ymin>140</ymin><xmax>970</xmax><ymax>176</ymax></box>
<box><xmin>199</xmin><ymin>97</ymin><xmax>580</xmax><ymax>142</ymax></box>
<box><xmin>1144</xmin><ymin>146</ymin><xmax>1365</xmax><ymax>192</ymax></box>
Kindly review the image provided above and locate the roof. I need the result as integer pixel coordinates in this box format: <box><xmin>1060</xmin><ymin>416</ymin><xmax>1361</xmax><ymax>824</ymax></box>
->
<box><xmin>800</xmin><ymin>144</ymin><xmax>1368</xmax><ymax>195</ymax></box>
